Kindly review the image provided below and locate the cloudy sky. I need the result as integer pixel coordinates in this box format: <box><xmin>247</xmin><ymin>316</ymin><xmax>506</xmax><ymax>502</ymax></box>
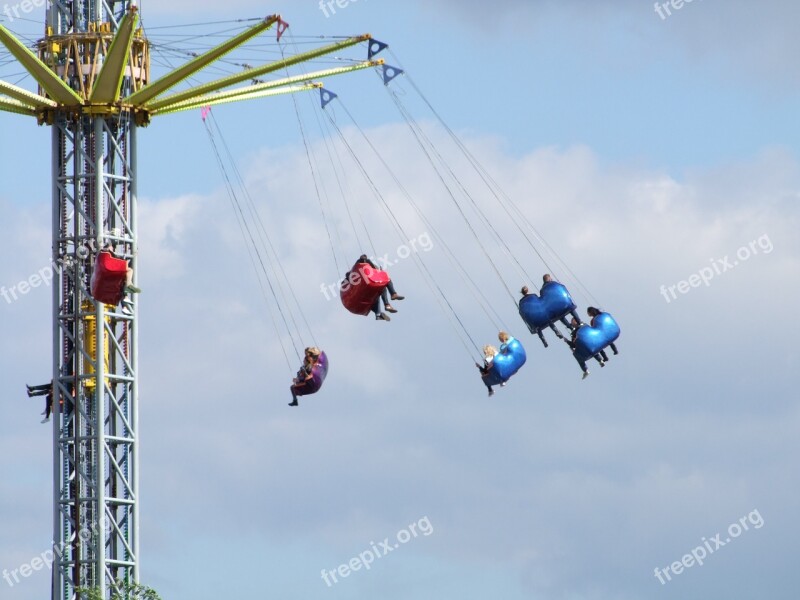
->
<box><xmin>1</xmin><ymin>1</ymin><xmax>799</xmax><ymax>599</ymax></box>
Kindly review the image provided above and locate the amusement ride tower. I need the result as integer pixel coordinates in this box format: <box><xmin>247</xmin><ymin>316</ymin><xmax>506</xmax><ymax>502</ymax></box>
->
<box><xmin>0</xmin><ymin>3</ymin><xmax>381</xmax><ymax>597</ymax></box>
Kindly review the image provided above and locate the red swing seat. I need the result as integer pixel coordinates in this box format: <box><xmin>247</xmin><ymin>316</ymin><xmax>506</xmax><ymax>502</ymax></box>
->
<box><xmin>340</xmin><ymin>261</ymin><xmax>390</xmax><ymax>316</ymax></box>
<box><xmin>90</xmin><ymin>251</ymin><xmax>128</xmax><ymax>305</ymax></box>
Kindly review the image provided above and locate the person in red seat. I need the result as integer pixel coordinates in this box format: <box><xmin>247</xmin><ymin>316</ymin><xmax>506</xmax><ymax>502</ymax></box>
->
<box><xmin>371</xmin><ymin>296</ymin><xmax>391</xmax><ymax>322</ymax></box>
<box><xmin>289</xmin><ymin>347</ymin><xmax>320</xmax><ymax>406</ymax></box>
<box><xmin>356</xmin><ymin>254</ymin><xmax>404</xmax><ymax>314</ymax></box>
<box><xmin>102</xmin><ymin>243</ymin><xmax>141</xmax><ymax>296</ymax></box>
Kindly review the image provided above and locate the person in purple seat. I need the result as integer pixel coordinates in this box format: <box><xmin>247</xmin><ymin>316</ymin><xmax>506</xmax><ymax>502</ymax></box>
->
<box><xmin>289</xmin><ymin>347</ymin><xmax>321</xmax><ymax>406</ymax></box>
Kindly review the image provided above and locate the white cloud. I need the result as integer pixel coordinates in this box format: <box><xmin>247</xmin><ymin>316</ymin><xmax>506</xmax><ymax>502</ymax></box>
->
<box><xmin>140</xmin><ymin>124</ymin><xmax>797</xmax><ymax>597</ymax></box>
<box><xmin>1</xmin><ymin>120</ymin><xmax>798</xmax><ymax>599</ymax></box>
<box><xmin>138</xmin><ymin>193</ymin><xmax>204</xmax><ymax>281</ymax></box>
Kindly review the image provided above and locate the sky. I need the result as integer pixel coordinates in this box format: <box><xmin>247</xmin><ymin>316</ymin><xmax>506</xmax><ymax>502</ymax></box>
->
<box><xmin>1</xmin><ymin>1</ymin><xmax>799</xmax><ymax>599</ymax></box>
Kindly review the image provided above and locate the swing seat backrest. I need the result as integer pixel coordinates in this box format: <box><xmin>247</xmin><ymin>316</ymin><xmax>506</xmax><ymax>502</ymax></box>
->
<box><xmin>574</xmin><ymin>313</ymin><xmax>620</xmax><ymax>360</ymax></box>
<box><xmin>340</xmin><ymin>262</ymin><xmax>390</xmax><ymax>316</ymax></box>
<box><xmin>483</xmin><ymin>338</ymin><xmax>527</xmax><ymax>386</ymax></box>
<box><xmin>90</xmin><ymin>251</ymin><xmax>127</xmax><ymax>306</ymax></box>
<box><xmin>519</xmin><ymin>282</ymin><xmax>577</xmax><ymax>330</ymax></box>
<box><xmin>295</xmin><ymin>352</ymin><xmax>329</xmax><ymax>396</ymax></box>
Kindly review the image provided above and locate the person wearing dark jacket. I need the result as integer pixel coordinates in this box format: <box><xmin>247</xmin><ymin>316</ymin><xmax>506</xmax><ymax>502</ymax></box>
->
<box><xmin>27</xmin><ymin>381</ymin><xmax>53</xmax><ymax>423</ymax></box>
<box><xmin>564</xmin><ymin>318</ymin><xmax>605</xmax><ymax>379</ymax></box>
<box><xmin>587</xmin><ymin>306</ymin><xmax>619</xmax><ymax>362</ymax></box>
<box><xmin>357</xmin><ymin>254</ymin><xmax>405</xmax><ymax>314</ymax></box>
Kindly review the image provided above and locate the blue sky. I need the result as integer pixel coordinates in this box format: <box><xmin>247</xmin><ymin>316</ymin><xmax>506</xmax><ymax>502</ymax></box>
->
<box><xmin>1</xmin><ymin>1</ymin><xmax>799</xmax><ymax>599</ymax></box>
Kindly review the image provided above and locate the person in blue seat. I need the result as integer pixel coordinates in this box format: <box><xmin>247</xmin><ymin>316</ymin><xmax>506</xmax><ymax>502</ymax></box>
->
<box><xmin>498</xmin><ymin>330</ymin><xmax>514</xmax><ymax>352</ymax></box>
<box><xmin>475</xmin><ymin>345</ymin><xmax>499</xmax><ymax>396</ymax></box>
<box><xmin>497</xmin><ymin>331</ymin><xmax>516</xmax><ymax>387</ymax></box>
<box><xmin>565</xmin><ymin>318</ymin><xmax>605</xmax><ymax>379</ymax></box>
<box><xmin>357</xmin><ymin>254</ymin><xmax>404</xmax><ymax>314</ymax></box>
<box><xmin>520</xmin><ymin>285</ymin><xmax>566</xmax><ymax>345</ymax></box>
<box><xmin>541</xmin><ymin>274</ymin><xmax>581</xmax><ymax>328</ymax></box>
<box><xmin>587</xmin><ymin>307</ymin><xmax>619</xmax><ymax>362</ymax></box>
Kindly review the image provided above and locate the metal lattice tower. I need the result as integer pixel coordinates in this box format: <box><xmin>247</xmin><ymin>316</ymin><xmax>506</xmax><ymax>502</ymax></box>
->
<box><xmin>0</xmin><ymin>3</ymin><xmax>382</xmax><ymax>598</ymax></box>
<box><xmin>46</xmin><ymin>3</ymin><xmax>141</xmax><ymax>597</ymax></box>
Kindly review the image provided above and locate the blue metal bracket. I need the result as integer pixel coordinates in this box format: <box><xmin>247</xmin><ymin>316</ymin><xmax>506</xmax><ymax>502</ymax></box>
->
<box><xmin>382</xmin><ymin>64</ymin><xmax>404</xmax><ymax>85</ymax></box>
<box><xmin>368</xmin><ymin>39</ymin><xmax>388</xmax><ymax>59</ymax></box>
<box><xmin>320</xmin><ymin>88</ymin><xmax>338</xmax><ymax>109</ymax></box>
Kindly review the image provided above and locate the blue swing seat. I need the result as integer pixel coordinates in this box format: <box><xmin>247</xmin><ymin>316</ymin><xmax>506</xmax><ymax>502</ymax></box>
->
<box><xmin>518</xmin><ymin>282</ymin><xmax>577</xmax><ymax>331</ymax></box>
<box><xmin>483</xmin><ymin>337</ymin><xmax>527</xmax><ymax>386</ymax></box>
<box><xmin>574</xmin><ymin>313</ymin><xmax>620</xmax><ymax>361</ymax></box>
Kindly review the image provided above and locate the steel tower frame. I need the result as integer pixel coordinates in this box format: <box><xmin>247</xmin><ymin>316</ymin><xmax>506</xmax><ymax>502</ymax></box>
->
<box><xmin>0</xmin><ymin>4</ymin><xmax>383</xmax><ymax>598</ymax></box>
<box><xmin>48</xmin><ymin>4</ymin><xmax>142</xmax><ymax>598</ymax></box>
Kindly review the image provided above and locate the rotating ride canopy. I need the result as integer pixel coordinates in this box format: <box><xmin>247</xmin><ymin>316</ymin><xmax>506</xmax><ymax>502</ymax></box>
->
<box><xmin>0</xmin><ymin>4</ymin><xmax>383</xmax><ymax>598</ymax></box>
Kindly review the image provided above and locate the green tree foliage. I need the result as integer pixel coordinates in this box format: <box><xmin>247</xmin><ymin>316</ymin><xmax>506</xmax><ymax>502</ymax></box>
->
<box><xmin>76</xmin><ymin>581</ymin><xmax>161</xmax><ymax>600</ymax></box>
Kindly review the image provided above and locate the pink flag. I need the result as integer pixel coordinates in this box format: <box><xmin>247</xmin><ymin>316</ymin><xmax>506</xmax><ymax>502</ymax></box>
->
<box><xmin>201</xmin><ymin>106</ymin><xmax>211</xmax><ymax>121</ymax></box>
<box><xmin>276</xmin><ymin>17</ymin><xmax>289</xmax><ymax>42</ymax></box>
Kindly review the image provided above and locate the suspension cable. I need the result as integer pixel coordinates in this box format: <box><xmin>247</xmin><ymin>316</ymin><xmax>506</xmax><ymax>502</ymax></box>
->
<box><xmin>208</xmin><ymin>114</ymin><xmax>317</xmax><ymax>346</ymax></box>
<box><xmin>203</xmin><ymin>113</ymin><xmax>301</xmax><ymax>368</ymax></box>
<box><xmin>388</xmin><ymin>51</ymin><xmax>602</xmax><ymax>308</ymax></box>
<box><xmin>322</xmin><ymin>105</ymin><xmax>486</xmax><ymax>358</ymax></box>
<box><xmin>329</xmin><ymin>99</ymin><xmax>507</xmax><ymax>333</ymax></box>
